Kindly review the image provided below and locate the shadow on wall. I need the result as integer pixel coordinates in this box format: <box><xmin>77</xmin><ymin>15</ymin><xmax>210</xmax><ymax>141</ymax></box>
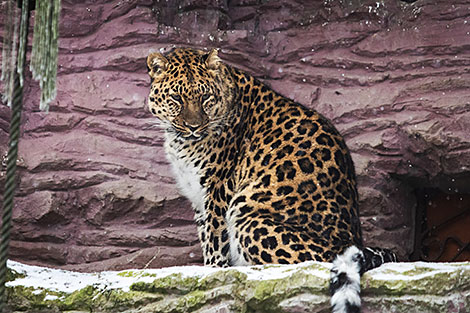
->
<box><xmin>0</xmin><ymin>0</ymin><xmax>469</xmax><ymax>271</ymax></box>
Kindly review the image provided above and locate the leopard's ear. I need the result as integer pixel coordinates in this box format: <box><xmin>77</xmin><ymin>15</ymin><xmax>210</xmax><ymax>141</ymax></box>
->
<box><xmin>147</xmin><ymin>52</ymin><xmax>168</xmax><ymax>78</ymax></box>
<box><xmin>204</xmin><ymin>48</ymin><xmax>220</xmax><ymax>70</ymax></box>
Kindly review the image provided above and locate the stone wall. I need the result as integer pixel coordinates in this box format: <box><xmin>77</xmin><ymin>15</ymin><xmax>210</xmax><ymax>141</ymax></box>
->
<box><xmin>0</xmin><ymin>0</ymin><xmax>469</xmax><ymax>271</ymax></box>
<box><xmin>6</xmin><ymin>260</ymin><xmax>470</xmax><ymax>313</ymax></box>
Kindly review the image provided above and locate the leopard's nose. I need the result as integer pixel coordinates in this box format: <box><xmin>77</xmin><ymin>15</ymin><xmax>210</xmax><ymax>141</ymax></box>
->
<box><xmin>184</xmin><ymin>121</ymin><xmax>200</xmax><ymax>132</ymax></box>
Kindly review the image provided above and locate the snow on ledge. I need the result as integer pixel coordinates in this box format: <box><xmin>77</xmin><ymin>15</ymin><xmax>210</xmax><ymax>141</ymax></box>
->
<box><xmin>6</xmin><ymin>259</ymin><xmax>470</xmax><ymax>294</ymax></box>
<box><xmin>7</xmin><ymin>260</ymin><xmax>329</xmax><ymax>293</ymax></box>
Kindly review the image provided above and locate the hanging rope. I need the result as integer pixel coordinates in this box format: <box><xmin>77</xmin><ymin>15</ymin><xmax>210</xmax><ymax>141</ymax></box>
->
<box><xmin>30</xmin><ymin>0</ymin><xmax>61</xmax><ymax>112</ymax></box>
<box><xmin>1</xmin><ymin>0</ymin><xmax>60</xmax><ymax>311</ymax></box>
<box><xmin>1</xmin><ymin>0</ymin><xmax>20</xmax><ymax>108</ymax></box>
<box><xmin>0</xmin><ymin>2</ymin><xmax>30</xmax><ymax>311</ymax></box>
<box><xmin>0</xmin><ymin>1</ymin><xmax>29</xmax><ymax>310</ymax></box>
<box><xmin>17</xmin><ymin>0</ymin><xmax>32</xmax><ymax>87</ymax></box>
<box><xmin>0</xmin><ymin>75</ymin><xmax>25</xmax><ymax>313</ymax></box>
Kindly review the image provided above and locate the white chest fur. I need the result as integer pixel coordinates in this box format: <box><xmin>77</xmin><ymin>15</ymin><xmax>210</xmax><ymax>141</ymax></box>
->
<box><xmin>164</xmin><ymin>138</ymin><xmax>206</xmax><ymax>216</ymax></box>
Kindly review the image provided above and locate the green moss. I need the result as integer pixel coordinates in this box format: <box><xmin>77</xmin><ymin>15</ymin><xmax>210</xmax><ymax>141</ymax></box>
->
<box><xmin>245</xmin><ymin>279</ymin><xmax>297</xmax><ymax>312</ymax></box>
<box><xmin>129</xmin><ymin>270</ymin><xmax>250</xmax><ymax>313</ymax></box>
<box><xmin>176</xmin><ymin>290</ymin><xmax>207</xmax><ymax>311</ymax></box>
<box><xmin>56</xmin><ymin>285</ymin><xmax>162</xmax><ymax>312</ymax></box>
<box><xmin>7</xmin><ymin>286</ymin><xmax>64</xmax><ymax>311</ymax></box>
<box><xmin>364</xmin><ymin>266</ymin><xmax>470</xmax><ymax>296</ymax></box>
<box><xmin>131</xmin><ymin>269</ymin><xmax>248</xmax><ymax>297</ymax></box>
<box><xmin>243</xmin><ymin>265</ymin><xmax>330</xmax><ymax>313</ymax></box>
<box><xmin>117</xmin><ymin>270</ymin><xmax>136</xmax><ymax>278</ymax></box>
<box><xmin>61</xmin><ymin>285</ymin><xmax>97</xmax><ymax>311</ymax></box>
<box><xmin>131</xmin><ymin>273</ymin><xmax>200</xmax><ymax>295</ymax></box>
<box><xmin>245</xmin><ymin>279</ymin><xmax>282</xmax><ymax>312</ymax></box>
<box><xmin>96</xmin><ymin>289</ymin><xmax>161</xmax><ymax>311</ymax></box>
<box><xmin>200</xmin><ymin>269</ymin><xmax>247</xmax><ymax>289</ymax></box>
<box><xmin>6</xmin><ymin>262</ymin><xmax>470</xmax><ymax>312</ymax></box>
<box><xmin>6</xmin><ymin>268</ymin><xmax>26</xmax><ymax>282</ymax></box>
<box><xmin>117</xmin><ymin>270</ymin><xmax>157</xmax><ymax>278</ymax></box>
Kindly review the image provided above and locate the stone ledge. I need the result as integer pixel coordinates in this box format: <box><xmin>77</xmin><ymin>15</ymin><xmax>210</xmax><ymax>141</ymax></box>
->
<box><xmin>5</xmin><ymin>261</ymin><xmax>470</xmax><ymax>312</ymax></box>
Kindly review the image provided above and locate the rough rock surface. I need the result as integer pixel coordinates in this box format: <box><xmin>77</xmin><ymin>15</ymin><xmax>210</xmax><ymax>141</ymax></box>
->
<box><xmin>0</xmin><ymin>0</ymin><xmax>469</xmax><ymax>271</ymax></box>
<box><xmin>6</xmin><ymin>260</ymin><xmax>470</xmax><ymax>313</ymax></box>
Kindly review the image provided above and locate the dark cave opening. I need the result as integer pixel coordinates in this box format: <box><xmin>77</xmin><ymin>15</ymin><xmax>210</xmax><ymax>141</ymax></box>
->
<box><xmin>411</xmin><ymin>188</ymin><xmax>470</xmax><ymax>262</ymax></box>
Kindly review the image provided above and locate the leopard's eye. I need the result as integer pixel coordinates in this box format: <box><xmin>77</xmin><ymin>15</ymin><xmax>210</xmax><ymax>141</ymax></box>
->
<box><xmin>167</xmin><ymin>101</ymin><xmax>181</xmax><ymax>117</ymax></box>
<box><xmin>170</xmin><ymin>94</ymin><xmax>183</xmax><ymax>104</ymax></box>
<box><xmin>202</xmin><ymin>95</ymin><xmax>215</xmax><ymax>115</ymax></box>
<box><xmin>201</xmin><ymin>94</ymin><xmax>210</xmax><ymax>102</ymax></box>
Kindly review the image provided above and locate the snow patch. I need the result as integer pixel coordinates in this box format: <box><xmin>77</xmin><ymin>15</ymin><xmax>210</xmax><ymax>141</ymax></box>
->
<box><xmin>6</xmin><ymin>260</ymin><xmax>470</xmax><ymax>295</ymax></box>
<box><xmin>6</xmin><ymin>260</ymin><xmax>328</xmax><ymax>293</ymax></box>
<box><xmin>369</xmin><ymin>261</ymin><xmax>470</xmax><ymax>281</ymax></box>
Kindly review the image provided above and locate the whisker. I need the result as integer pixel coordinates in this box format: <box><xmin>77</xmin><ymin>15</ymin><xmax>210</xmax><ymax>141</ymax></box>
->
<box><xmin>143</xmin><ymin>119</ymin><xmax>172</xmax><ymax>131</ymax></box>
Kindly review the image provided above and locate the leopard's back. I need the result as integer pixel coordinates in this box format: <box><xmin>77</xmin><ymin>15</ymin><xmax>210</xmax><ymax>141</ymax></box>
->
<box><xmin>226</xmin><ymin>68</ymin><xmax>363</xmax><ymax>265</ymax></box>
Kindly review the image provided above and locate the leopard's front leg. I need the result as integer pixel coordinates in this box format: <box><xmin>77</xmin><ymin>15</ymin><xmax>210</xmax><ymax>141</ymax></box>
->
<box><xmin>195</xmin><ymin>197</ymin><xmax>231</xmax><ymax>267</ymax></box>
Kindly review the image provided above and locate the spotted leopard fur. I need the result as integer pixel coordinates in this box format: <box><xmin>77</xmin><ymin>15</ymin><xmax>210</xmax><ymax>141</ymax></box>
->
<box><xmin>146</xmin><ymin>48</ymin><xmax>397</xmax><ymax>313</ymax></box>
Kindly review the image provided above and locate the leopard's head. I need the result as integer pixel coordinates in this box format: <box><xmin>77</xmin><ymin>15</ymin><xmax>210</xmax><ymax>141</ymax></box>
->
<box><xmin>147</xmin><ymin>48</ymin><xmax>235</xmax><ymax>140</ymax></box>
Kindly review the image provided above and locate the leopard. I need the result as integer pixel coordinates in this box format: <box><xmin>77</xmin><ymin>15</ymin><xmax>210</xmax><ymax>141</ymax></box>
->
<box><xmin>146</xmin><ymin>47</ymin><xmax>397</xmax><ymax>313</ymax></box>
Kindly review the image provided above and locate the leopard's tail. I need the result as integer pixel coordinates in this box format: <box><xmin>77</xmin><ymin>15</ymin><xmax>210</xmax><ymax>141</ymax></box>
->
<box><xmin>329</xmin><ymin>246</ymin><xmax>397</xmax><ymax>313</ymax></box>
